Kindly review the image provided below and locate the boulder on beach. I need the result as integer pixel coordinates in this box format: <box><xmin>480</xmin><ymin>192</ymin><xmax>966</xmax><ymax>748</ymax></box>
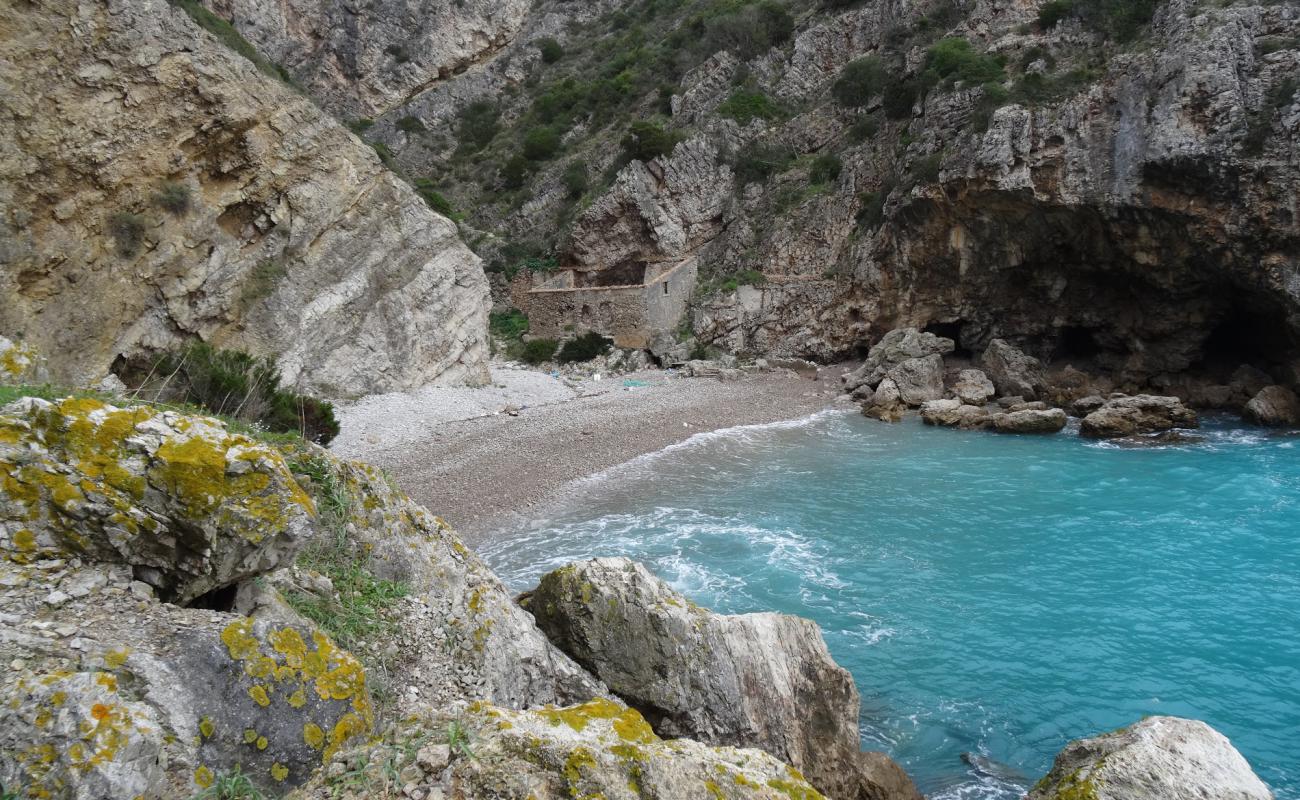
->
<box><xmin>887</xmin><ymin>353</ymin><xmax>946</xmax><ymax>407</ymax></box>
<box><xmin>1028</xmin><ymin>716</ymin><xmax>1273</xmax><ymax>800</ymax></box>
<box><xmin>863</xmin><ymin>377</ymin><xmax>907</xmax><ymax>422</ymax></box>
<box><xmin>1243</xmin><ymin>385</ymin><xmax>1300</xmax><ymax>427</ymax></box>
<box><xmin>1079</xmin><ymin>395</ymin><xmax>1198</xmax><ymax>438</ymax></box>
<box><xmin>843</xmin><ymin>328</ymin><xmax>955</xmax><ymax>393</ymax></box>
<box><xmin>921</xmin><ymin>398</ymin><xmax>989</xmax><ymax>429</ymax></box>
<box><xmin>981</xmin><ymin>339</ymin><xmax>1046</xmax><ymax>400</ymax></box>
<box><xmin>524</xmin><ymin>557</ymin><xmax>921</xmax><ymax>800</ymax></box>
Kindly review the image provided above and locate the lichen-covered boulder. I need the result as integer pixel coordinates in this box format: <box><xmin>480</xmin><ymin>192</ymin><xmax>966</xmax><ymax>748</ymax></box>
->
<box><xmin>990</xmin><ymin>408</ymin><xmax>1068</xmax><ymax>434</ymax></box>
<box><xmin>524</xmin><ymin>558</ymin><xmax>920</xmax><ymax>800</ymax></box>
<box><xmin>0</xmin><ymin>336</ymin><xmax>43</xmax><ymax>384</ymax></box>
<box><xmin>1243</xmin><ymin>385</ymin><xmax>1300</xmax><ymax>427</ymax></box>
<box><xmin>1028</xmin><ymin>717</ymin><xmax>1273</xmax><ymax>800</ymax></box>
<box><xmin>0</xmin><ymin>561</ymin><xmax>373</xmax><ymax>798</ymax></box>
<box><xmin>980</xmin><ymin>339</ymin><xmax>1046</xmax><ymax>400</ymax></box>
<box><xmin>291</xmin><ymin>698</ymin><xmax>830</xmax><ymax>800</ymax></box>
<box><xmin>0</xmin><ymin>397</ymin><xmax>314</xmax><ymax>603</ymax></box>
<box><xmin>288</xmin><ymin>450</ymin><xmax>604</xmax><ymax>713</ymax></box>
<box><xmin>1079</xmin><ymin>395</ymin><xmax>1199</xmax><ymax>438</ymax></box>
<box><xmin>843</xmin><ymin>328</ymin><xmax>955</xmax><ymax>393</ymax></box>
<box><xmin>952</xmin><ymin>368</ymin><xmax>995</xmax><ymax>405</ymax></box>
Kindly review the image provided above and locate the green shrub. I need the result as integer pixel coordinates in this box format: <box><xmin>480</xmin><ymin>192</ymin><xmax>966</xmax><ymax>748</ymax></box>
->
<box><xmin>151</xmin><ymin>182</ymin><xmax>192</xmax><ymax>216</ymax></box>
<box><xmin>717</xmin><ymin>89</ymin><xmax>783</xmax><ymax>124</ymax></box>
<box><xmin>413</xmin><ymin>179</ymin><xmax>455</xmax><ymax>217</ymax></box>
<box><xmin>557</xmin><ymin>331</ymin><xmax>613</xmax><ymax>363</ymax></box>
<box><xmin>396</xmin><ymin>115</ymin><xmax>426</xmax><ymax>133</ymax></box>
<box><xmin>239</xmin><ymin>259</ymin><xmax>288</xmax><ymax>306</ymax></box>
<box><xmin>700</xmin><ymin>1</ymin><xmax>794</xmax><ymax>60</ymax></box>
<box><xmin>501</xmin><ymin>155</ymin><xmax>531</xmax><ymax>189</ymax></box>
<box><xmin>923</xmin><ymin>37</ymin><xmax>1005</xmax><ymax>88</ymax></box>
<box><xmin>855</xmin><ymin>189</ymin><xmax>889</xmax><ymax>230</ymax></box>
<box><xmin>911</xmin><ymin>152</ymin><xmax>944</xmax><ymax>183</ymax></box>
<box><xmin>1037</xmin><ymin>0</ymin><xmax>1074</xmax><ymax>29</ymax></box>
<box><xmin>188</xmin><ymin>766</ymin><xmax>266</xmax><ymax>800</ymax></box>
<box><xmin>563</xmin><ymin>161</ymin><xmax>589</xmax><ymax>198</ymax></box>
<box><xmin>621</xmin><ymin>120</ymin><xmax>681</xmax><ymax>162</ymax></box>
<box><xmin>847</xmin><ymin>115</ymin><xmax>880</xmax><ymax>143</ymax></box>
<box><xmin>882</xmin><ymin>79</ymin><xmax>920</xmax><ymax>119</ymax></box>
<box><xmin>347</xmin><ymin>118</ymin><xmax>374</xmax><ymax>135</ymax></box>
<box><xmin>107</xmin><ymin>212</ymin><xmax>146</xmax><ymax>256</ymax></box>
<box><xmin>519</xmin><ymin>339</ymin><xmax>559</xmax><ymax>364</ymax></box>
<box><xmin>133</xmin><ymin>342</ymin><xmax>339</xmax><ymax>444</ymax></box>
<box><xmin>489</xmin><ymin>310</ymin><xmax>530</xmax><ymax>340</ymax></box>
<box><xmin>537</xmin><ymin>37</ymin><xmax>565</xmax><ymax>63</ymax></box>
<box><xmin>970</xmin><ymin>83</ymin><xmax>1010</xmax><ymax>132</ymax></box>
<box><xmin>732</xmin><ymin>142</ymin><xmax>795</xmax><ymax>184</ymax></box>
<box><xmin>167</xmin><ymin>0</ymin><xmax>292</xmax><ymax>85</ymax></box>
<box><xmin>832</xmin><ymin>56</ymin><xmax>886</xmax><ymax>107</ymax></box>
<box><xmin>457</xmin><ymin>100</ymin><xmax>501</xmax><ymax>153</ymax></box>
<box><xmin>809</xmin><ymin>153</ymin><xmax>842</xmax><ymax>184</ymax></box>
<box><xmin>523</xmin><ymin>126</ymin><xmax>563</xmax><ymax>161</ymax></box>
<box><xmin>1037</xmin><ymin>0</ymin><xmax>1165</xmax><ymax>42</ymax></box>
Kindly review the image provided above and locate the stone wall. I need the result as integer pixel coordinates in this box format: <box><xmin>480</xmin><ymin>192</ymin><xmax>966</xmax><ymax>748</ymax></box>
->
<box><xmin>524</xmin><ymin>260</ymin><xmax>698</xmax><ymax>348</ymax></box>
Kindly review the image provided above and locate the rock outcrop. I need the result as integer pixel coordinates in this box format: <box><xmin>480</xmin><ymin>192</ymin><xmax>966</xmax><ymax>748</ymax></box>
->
<box><xmin>1029</xmin><ymin>717</ymin><xmax>1274</xmax><ymax>800</ymax></box>
<box><xmin>292</xmin><ymin>698</ymin><xmax>830</xmax><ymax>800</ymax></box>
<box><xmin>1080</xmin><ymin>395</ymin><xmax>1200</xmax><ymax>438</ymax></box>
<box><xmin>524</xmin><ymin>557</ymin><xmax>920</xmax><ymax>800</ymax></box>
<box><xmin>0</xmin><ymin>0</ymin><xmax>490</xmax><ymax>397</ymax></box>
<box><xmin>1243</xmin><ymin>385</ymin><xmax>1300</xmax><ymax>427</ymax></box>
<box><xmin>844</xmin><ymin>328</ymin><xmax>956</xmax><ymax>395</ymax></box>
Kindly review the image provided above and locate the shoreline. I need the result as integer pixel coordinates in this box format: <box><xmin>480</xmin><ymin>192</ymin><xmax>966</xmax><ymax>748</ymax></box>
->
<box><xmin>331</xmin><ymin>363</ymin><xmax>854</xmax><ymax>544</ymax></box>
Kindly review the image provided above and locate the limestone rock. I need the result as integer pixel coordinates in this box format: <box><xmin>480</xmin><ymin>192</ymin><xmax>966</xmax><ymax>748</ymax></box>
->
<box><xmin>1071</xmin><ymin>395</ymin><xmax>1108</xmax><ymax>416</ymax></box>
<box><xmin>990</xmin><ymin>408</ymin><xmax>1068</xmax><ymax>434</ymax></box>
<box><xmin>525</xmin><ymin>558</ymin><xmax>917</xmax><ymax>800</ymax></box>
<box><xmin>920</xmin><ymin>398</ymin><xmax>989</xmax><ymax>429</ymax></box>
<box><xmin>1243</xmin><ymin>386</ymin><xmax>1300</xmax><ymax>427</ymax></box>
<box><xmin>886</xmin><ymin>354</ymin><xmax>946</xmax><ymax>407</ymax></box>
<box><xmin>0</xmin><ymin>337</ymin><xmax>43</xmax><ymax>384</ymax></box>
<box><xmin>0</xmin><ymin>0</ymin><xmax>490</xmax><ymax>397</ymax></box>
<box><xmin>291</xmin><ymin>698</ymin><xmax>830</xmax><ymax>800</ymax></box>
<box><xmin>0</xmin><ymin>561</ymin><xmax>373</xmax><ymax>797</ymax></box>
<box><xmin>952</xmin><ymin>369</ymin><xmax>995</xmax><ymax>406</ymax></box>
<box><xmin>1080</xmin><ymin>395</ymin><xmax>1199</xmax><ymax>438</ymax></box>
<box><xmin>1028</xmin><ymin>716</ymin><xmax>1273</xmax><ymax>800</ymax></box>
<box><xmin>980</xmin><ymin>340</ymin><xmax>1046</xmax><ymax>400</ymax></box>
<box><xmin>863</xmin><ymin>378</ymin><xmax>906</xmax><ymax>422</ymax></box>
<box><xmin>844</xmin><ymin>328</ymin><xmax>956</xmax><ymax>393</ymax></box>
<box><xmin>0</xmin><ymin>397</ymin><xmax>313</xmax><ymax>604</ymax></box>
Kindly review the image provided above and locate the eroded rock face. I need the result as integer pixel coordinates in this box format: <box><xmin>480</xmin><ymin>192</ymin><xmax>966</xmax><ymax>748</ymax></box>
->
<box><xmin>0</xmin><ymin>397</ymin><xmax>313</xmax><ymax>604</ymax></box>
<box><xmin>524</xmin><ymin>557</ymin><xmax>919</xmax><ymax>800</ymax></box>
<box><xmin>1243</xmin><ymin>385</ymin><xmax>1300</xmax><ymax>427</ymax></box>
<box><xmin>1080</xmin><ymin>395</ymin><xmax>1200</xmax><ymax>438</ymax></box>
<box><xmin>202</xmin><ymin>0</ymin><xmax>531</xmax><ymax>118</ymax></box>
<box><xmin>981</xmin><ymin>340</ymin><xmax>1047</xmax><ymax>401</ymax></box>
<box><xmin>291</xmin><ymin>698</ymin><xmax>830</xmax><ymax>800</ymax></box>
<box><xmin>1028</xmin><ymin>717</ymin><xmax>1273</xmax><ymax>800</ymax></box>
<box><xmin>0</xmin><ymin>0</ymin><xmax>490</xmax><ymax>397</ymax></box>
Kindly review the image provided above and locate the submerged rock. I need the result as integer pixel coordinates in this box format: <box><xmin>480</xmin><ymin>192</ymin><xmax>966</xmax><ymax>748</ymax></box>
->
<box><xmin>1028</xmin><ymin>716</ymin><xmax>1273</xmax><ymax>800</ymax></box>
<box><xmin>1079</xmin><ymin>395</ymin><xmax>1199</xmax><ymax>438</ymax></box>
<box><xmin>990</xmin><ymin>408</ymin><xmax>1068</xmax><ymax>434</ymax></box>
<box><xmin>980</xmin><ymin>340</ymin><xmax>1047</xmax><ymax>401</ymax></box>
<box><xmin>0</xmin><ymin>396</ymin><xmax>313</xmax><ymax>604</ymax></box>
<box><xmin>843</xmin><ymin>328</ymin><xmax>955</xmax><ymax>393</ymax></box>
<box><xmin>291</xmin><ymin>698</ymin><xmax>829</xmax><ymax>800</ymax></box>
<box><xmin>524</xmin><ymin>557</ymin><xmax>920</xmax><ymax>800</ymax></box>
<box><xmin>1243</xmin><ymin>386</ymin><xmax>1300</xmax><ymax>427</ymax></box>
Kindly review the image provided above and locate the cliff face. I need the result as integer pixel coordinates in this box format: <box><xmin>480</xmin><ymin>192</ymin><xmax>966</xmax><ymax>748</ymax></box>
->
<box><xmin>0</xmin><ymin>0</ymin><xmax>491</xmax><ymax>398</ymax></box>
<box><xmin>265</xmin><ymin>0</ymin><xmax>1298</xmax><ymax>393</ymax></box>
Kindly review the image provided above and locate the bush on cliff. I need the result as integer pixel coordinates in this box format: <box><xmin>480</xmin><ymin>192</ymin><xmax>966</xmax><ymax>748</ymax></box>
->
<box><xmin>557</xmin><ymin>332</ymin><xmax>613</xmax><ymax>363</ymax></box>
<box><xmin>832</xmin><ymin>56</ymin><xmax>887</xmax><ymax>107</ymax></box>
<box><xmin>126</xmin><ymin>342</ymin><xmax>340</xmax><ymax>444</ymax></box>
<box><xmin>519</xmin><ymin>339</ymin><xmax>560</xmax><ymax>365</ymax></box>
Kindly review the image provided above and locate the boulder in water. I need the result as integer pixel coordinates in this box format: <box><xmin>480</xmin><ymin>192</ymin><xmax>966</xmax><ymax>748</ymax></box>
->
<box><xmin>863</xmin><ymin>377</ymin><xmax>907</xmax><ymax>422</ymax></box>
<box><xmin>1028</xmin><ymin>716</ymin><xmax>1273</xmax><ymax>800</ymax></box>
<box><xmin>991</xmin><ymin>408</ymin><xmax>1068</xmax><ymax>434</ymax></box>
<box><xmin>1243</xmin><ymin>386</ymin><xmax>1300</xmax><ymax>427</ymax></box>
<box><xmin>980</xmin><ymin>339</ymin><xmax>1046</xmax><ymax>400</ymax></box>
<box><xmin>524</xmin><ymin>557</ymin><xmax>921</xmax><ymax>800</ymax></box>
<box><xmin>921</xmin><ymin>399</ymin><xmax>990</xmax><ymax>429</ymax></box>
<box><xmin>1080</xmin><ymin>395</ymin><xmax>1198</xmax><ymax>438</ymax></box>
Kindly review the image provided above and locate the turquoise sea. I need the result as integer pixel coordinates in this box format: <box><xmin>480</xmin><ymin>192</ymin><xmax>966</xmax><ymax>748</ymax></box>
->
<box><xmin>480</xmin><ymin>411</ymin><xmax>1300</xmax><ymax>799</ymax></box>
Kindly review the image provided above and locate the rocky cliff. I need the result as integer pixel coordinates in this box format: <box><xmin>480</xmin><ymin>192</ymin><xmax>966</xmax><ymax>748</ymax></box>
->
<box><xmin>250</xmin><ymin>0</ymin><xmax>1299</xmax><ymax>399</ymax></box>
<box><xmin>0</xmin><ymin>0</ymin><xmax>491</xmax><ymax>398</ymax></box>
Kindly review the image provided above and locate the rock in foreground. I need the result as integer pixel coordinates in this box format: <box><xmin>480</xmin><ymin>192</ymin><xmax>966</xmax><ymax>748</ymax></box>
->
<box><xmin>1029</xmin><ymin>717</ymin><xmax>1273</xmax><ymax>800</ymax></box>
<box><xmin>1080</xmin><ymin>395</ymin><xmax>1199</xmax><ymax>438</ymax></box>
<box><xmin>1243</xmin><ymin>386</ymin><xmax>1300</xmax><ymax>427</ymax></box>
<box><xmin>525</xmin><ymin>557</ymin><xmax>920</xmax><ymax>800</ymax></box>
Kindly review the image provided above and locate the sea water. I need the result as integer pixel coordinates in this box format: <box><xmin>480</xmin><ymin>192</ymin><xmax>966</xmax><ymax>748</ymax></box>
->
<box><xmin>480</xmin><ymin>411</ymin><xmax>1300</xmax><ymax>799</ymax></box>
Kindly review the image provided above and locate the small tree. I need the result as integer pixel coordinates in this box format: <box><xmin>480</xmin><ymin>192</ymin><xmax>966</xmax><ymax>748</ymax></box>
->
<box><xmin>620</xmin><ymin>120</ymin><xmax>680</xmax><ymax>163</ymax></box>
<box><xmin>537</xmin><ymin>37</ymin><xmax>564</xmax><ymax>63</ymax></box>
<box><xmin>832</xmin><ymin>57</ymin><xmax>886</xmax><ymax>107</ymax></box>
<box><xmin>522</xmin><ymin>126</ymin><xmax>562</xmax><ymax>161</ymax></box>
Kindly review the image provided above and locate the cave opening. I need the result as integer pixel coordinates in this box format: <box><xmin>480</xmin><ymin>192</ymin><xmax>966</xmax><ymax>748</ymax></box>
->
<box><xmin>185</xmin><ymin>582</ymin><xmax>239</xmax><ymax>612</ymax></box>
<box><xmin>1054</xmin><ymin>326</ymin><xmax>1103</xmax><ymax>361</ymax></box>
<box><xmin>923</xmin><ymin>320</ymin><xmax>972</xmax><ymax>358</ymax></box>
<box><xmin>1199</xmin><ymin>302</ymin><xmax>1295</xmax><ymax>375</ymax></box>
